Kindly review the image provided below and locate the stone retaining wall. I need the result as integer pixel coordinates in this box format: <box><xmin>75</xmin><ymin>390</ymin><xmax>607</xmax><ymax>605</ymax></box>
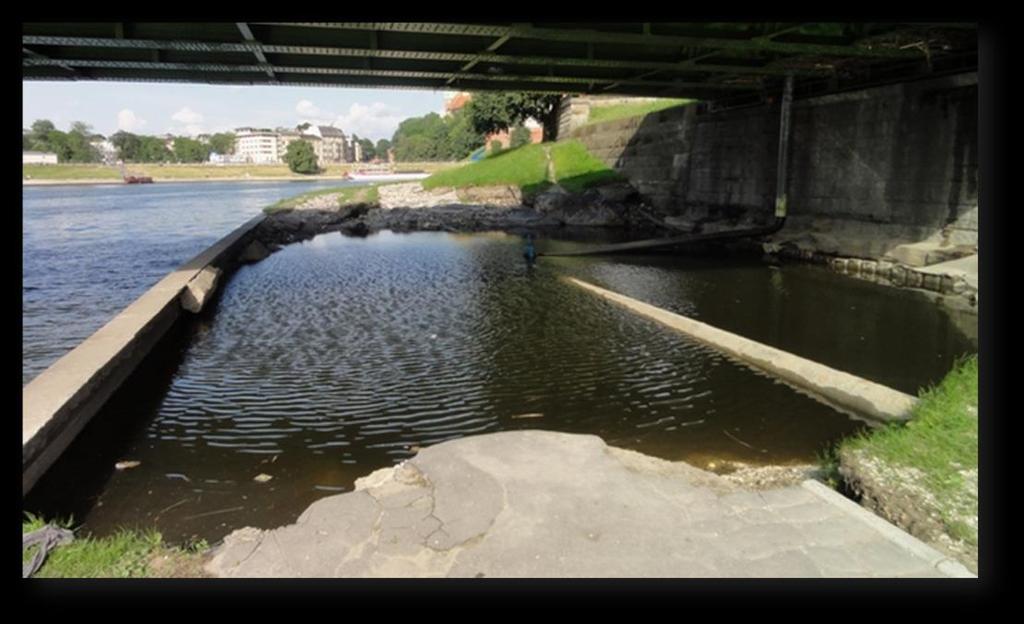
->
<box><xmin>566</xmin><ymin>73</ymin><xmax>979</xmax><ymax>259</ymax></box>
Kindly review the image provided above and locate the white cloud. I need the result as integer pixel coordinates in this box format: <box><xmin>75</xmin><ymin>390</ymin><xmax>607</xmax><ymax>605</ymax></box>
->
<box><xmin>334</xmin><ymin>102</ymin><xmax>403</xmax><ymax>141</ymax></box>
<box><xmin>293</xmin><ymin>99</ymin><xmax>403</xmax><ymax>141</ymax></box>
<box><xmin>171</xmin><ymin>106</ymin><xmax>204</xmax><ymax>124</ymax></box>
<box><xmin>117</xmin><ymin>109</ymin><xmax>146</xmax><ymax>132</ymax></box>
<box><xmin>296</xmin><ymin>99</ymin><xmax>326</xmax><ymax>121</ymax></box>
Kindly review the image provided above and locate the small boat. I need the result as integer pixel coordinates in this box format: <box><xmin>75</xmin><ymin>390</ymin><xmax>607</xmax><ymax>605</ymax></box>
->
<box><xmin>119</xmin><ymin>163</ymin><xmax>154</xmax><ymax>184</ymax></box>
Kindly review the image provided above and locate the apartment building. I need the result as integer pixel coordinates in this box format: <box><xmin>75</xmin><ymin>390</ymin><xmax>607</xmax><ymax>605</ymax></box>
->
<box><xmin>234</xmin><ymin>127</ymin><xmax>280</xmax><ymax>164</ymax></box>
<box><xmin>234</xmin><ymin>125</ymin><xmax>357</xmax><ymax>164</ymax></box>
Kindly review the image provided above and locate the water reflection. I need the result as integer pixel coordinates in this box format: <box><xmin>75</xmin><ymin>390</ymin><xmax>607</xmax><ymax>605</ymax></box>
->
<box><xmin>24</xmin><ymin>231</ymin><xmax>915</xmax><ymax>544</ymax></box>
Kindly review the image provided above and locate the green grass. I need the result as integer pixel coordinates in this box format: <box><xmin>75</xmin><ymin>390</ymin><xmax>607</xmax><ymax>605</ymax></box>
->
<box><xmin>586</xmin><ymin>98</ymin><xmax>695</xmax><ymax>125</ymax></box>
<box><xmin>422</xmin><ymin>139</ymin><xmax>622</xmax><ymax>196</ymax></box>
<box><xmin>22</xmin><ymin>514</ymin><xmax>208</xmax><ymax>578</ymax></box>
<box><xmin>423</xmin><ymin>142</ymin><xmax>549</xmax><ymax>191</ymax></box>
<box><xmin>547</xmin><ymin>140</ymin><xmax>624</xmax><ymax>193</ymax></box>
<box><xmin>837</xmin><ymin>354</ymin><xmax>978</xmax><ymax>542</ymax></box>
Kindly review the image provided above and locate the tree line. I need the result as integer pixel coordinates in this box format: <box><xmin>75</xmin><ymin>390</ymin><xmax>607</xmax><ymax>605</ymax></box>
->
<box><xmin>23</xmin><ymin>120</ymin><xmax>103</xmax><ymax>163</ymax></box>
<box><xmin>25</xmin><ymin>92</ymin><xmax>562</xmax><ymax>166</ymax></box>
<box><xmin>389</xmin><ymin>92</ymin><xmax>561</xmax><ymax>162</ymax></box>
<box><xmin>23</xmin><ymin>119</ymin><xmax>237</xmax><ymax>164</ymax></box>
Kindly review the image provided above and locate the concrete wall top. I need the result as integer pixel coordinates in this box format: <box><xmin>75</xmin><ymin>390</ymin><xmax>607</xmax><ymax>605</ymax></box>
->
<box><xmin>23</xmin><ymin>214</ymin><xmax>265</xmax><ymax>492</ymax></box>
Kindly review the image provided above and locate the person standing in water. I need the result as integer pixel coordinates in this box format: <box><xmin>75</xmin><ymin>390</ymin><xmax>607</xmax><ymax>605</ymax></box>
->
<box><xmin>523</xmin><ymin>233</ymin><xmax>537</xmax><ymax>266</ymax></box>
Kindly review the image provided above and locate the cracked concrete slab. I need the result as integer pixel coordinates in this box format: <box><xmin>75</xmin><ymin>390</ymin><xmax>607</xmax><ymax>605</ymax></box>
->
<box><xmin>206</xmin><ymin>430</ymin><xmax>973</xmax><ymax>578</ymax></box>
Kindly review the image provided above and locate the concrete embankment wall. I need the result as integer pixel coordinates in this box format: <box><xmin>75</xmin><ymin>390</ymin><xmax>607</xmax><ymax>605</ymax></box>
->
<box><xmin>567</xmin><ymin>277</ymin><xmax>918</xmax><ymax>425</ymax></box>
<box><xmin>22</xmin><ymin>215</ymin><xmax>266</xmax><ymax>494</ymax></box>
<box><xmin>565</xmin><ymin>72</ymin><xmax>978</xmax><ymax>259</ymax></box>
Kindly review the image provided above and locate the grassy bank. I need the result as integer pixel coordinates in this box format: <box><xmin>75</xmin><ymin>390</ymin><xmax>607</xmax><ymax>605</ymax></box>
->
<box><xmin>832</xmin><ymin>355</ymin><xmax>979</xmax><ymax>561</ymax></box>
<box><xmin>22</xmin><ymin>515</ymin><xmax>209</xmax><ymax>578</ymax></box>
<box><xmin>586</xmin><ymin>98</ymin><xmax>695</xmax><ymax>125</ymax></box>
<box><xmin>263</xmin><ymin>183</ymin><xmax>385</xmax><ymax>214</ymax></box>
<box><xmin>422</xmin><ymin>139</ymin><xmax>622</xmax><ymax>195</ymax></box>
<box><xmin>23</xmin><ymin>161</ymin><xmax>458</xmax><ymax>182</ymax></box>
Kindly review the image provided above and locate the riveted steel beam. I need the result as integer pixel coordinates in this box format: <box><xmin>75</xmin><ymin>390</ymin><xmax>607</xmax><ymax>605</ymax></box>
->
<box><xmin>20</xmin><ymin>35</ymin><xmax>831</xmax><ymax>78</ymax></box>
<box><xmin>259</xmin><ymin>22</ymin><xmax>926</xmax><ymax>59</ymax></box>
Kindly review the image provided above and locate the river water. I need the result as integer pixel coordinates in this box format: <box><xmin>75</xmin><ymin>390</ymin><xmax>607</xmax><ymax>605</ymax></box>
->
<box><xmin>22</xmin><ymin>179</ymin><xmax>358</xmax><ymax>385</ymax></box>
<box><xmin>23</xmin><ymin>183</ymin><xmax>977</xmax><ymax>544</ymax></box>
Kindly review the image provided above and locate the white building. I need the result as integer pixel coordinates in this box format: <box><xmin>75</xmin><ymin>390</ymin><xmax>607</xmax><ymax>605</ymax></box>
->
<box><xmin>304</xmin><ymin>125</ymin><xmax>349</xmax><ymax>163</ymax></box>
<box><xmin>90</xmin><ymin>139</ymin><xmax>118</xmax><ymax>164</ymax></box>
<box><xmin>234</xmin><ymin>127</ymin><xmax>280</xmax><ymax>164</ymax></box>
<box><xmin>23</xmin><ymin>151</ymin><xmax>58</xmax><ymax>165</ymax></box>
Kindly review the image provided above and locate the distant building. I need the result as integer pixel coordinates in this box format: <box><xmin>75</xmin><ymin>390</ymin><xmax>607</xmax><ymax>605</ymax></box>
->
<box><xmin>230</xmin><ymin>125</ymin><xmax>358</xmax><ymax>165</ymax></box>
<box><xmin>444</xmin><ymin>92</ymin><xmax>472</xmax><ymax>116</ymax></box>
<box><xmin>234</xmin><ymin>127</ymin><xmax>280</xmax><ymax>164</ymax></box>
<box><xmin>276</xmin><ymin>129</ymin><xmax>303</xmax><ymax>162</ymax></box>
<box><xmin>486</xmin><ymin>118</ymin><xmax>544</xmax><ymax>152</ymax></box>
<box><xmin>353</xmin><ymin>139</ymin><xmax>363</xmax><ymax>163</ymax></box>
<box><xmin>23</xmin><ymin>151</ymin><xmax>58</xmax><ymax>165</ymax></box>
<box><xmin>90</xmin><ymin>139</ymin><xmax>118</xmax><ymax>164</ymax></box>
<box><xmin>304</xmin><ymin>125</ymin><xmax>349</xmax><ymax>163</ymax></box>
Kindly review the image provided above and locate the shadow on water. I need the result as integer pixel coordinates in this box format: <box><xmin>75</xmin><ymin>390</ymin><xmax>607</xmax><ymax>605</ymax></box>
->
<box><xmin>23</xmin><ymin>230</ymin><xmax>975</xmax><ymax>544</ymax></box>
<box><xmin>23</xmin><ymin>287</ymin><xmax>227</xmax><ymax>537</ymax></box>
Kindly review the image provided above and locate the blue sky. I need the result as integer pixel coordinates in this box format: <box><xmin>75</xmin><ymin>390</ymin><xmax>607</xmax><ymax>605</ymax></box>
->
<box><xmin>23</xmin><ymin>81</ymin><xmax>452</xmax><ymax>141</ymax></box>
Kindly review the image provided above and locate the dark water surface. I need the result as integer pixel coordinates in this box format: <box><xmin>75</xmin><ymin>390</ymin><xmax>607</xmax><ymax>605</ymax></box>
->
<box><xmin>25</xmin><ymin>229</ymin><xmax>976</xmax><ymax>544</ymax></box>
<box><xmin>22</xmin><ymin>179</ymin><xmax>357</xmax><ymax>384</ymax></box>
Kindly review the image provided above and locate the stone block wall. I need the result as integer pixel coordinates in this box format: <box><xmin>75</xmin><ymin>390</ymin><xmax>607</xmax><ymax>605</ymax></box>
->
<box><xmin>565</xmin><ymin>73</ymin><xmax>979</xmax><ymax>257</ymax></box>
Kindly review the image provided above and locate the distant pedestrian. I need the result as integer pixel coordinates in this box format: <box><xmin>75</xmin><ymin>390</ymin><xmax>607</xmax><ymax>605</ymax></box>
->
<box><xmin>523</xmin><ymin>233</ymin><xmax>537</xmax><ymax>266</ymax></box>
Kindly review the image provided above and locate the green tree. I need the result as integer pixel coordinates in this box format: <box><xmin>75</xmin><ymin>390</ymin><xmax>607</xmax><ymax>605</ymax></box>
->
<box><xmin>137</xmin><ymin>136</ymin><xmax>172</xmax><ymax>162</ymax></box>
<box><xmin>173</xmin><ymin>137</ymin><xmax>211</xmax><ymax>163</ymax></box>
<box><xmin>510</xmin><ymin>125</ymin><xmax>532</xmax><ymax>149</ymax></box>
<box><xmin>443</xmin><ymin>108</ymin><xmax>485</xmax><ymax>160</ymax></box>
<box><xmin>64</xmin><ymin>121</ymin><xmax>100</xmax><ymax>163</ymax></box>
<box><xmin>30</xmin><ymin>120</ymin><xmax>56</xmax><ymax>148</ymax></box>
<box><xmin>45</xmin><ymin>130</ymin><xmax>71</xmax><ymax>162</ymax></box>
<box><xmin>64</xmin><ymin>131</ymin><xmax>99</xmax><ymax>163</ymax></box>
<box><xmin>285</xmin><ymin>140</ymin><xmax>319</xmax><ymax>174</ymax></box>
<box><xmin>489</xmin><ymin>140</ymin><xmax>504</xmax><ymax>155</ymax></box>
<box><xmin>111</xmin><ymin>131</ymin><xmax>141</xmax><ymax>161</ymax></box>
<box><xmin>467</xmin><ymin>92</ymin><xmax>562</xmax><ymax>142</ymax></box>
<box><xmin>375</xmin><ymin>139</ymin><xmax>392</xmax><ymax>158</ymax></box>
<box><xmin>358</xmin><ymin>138</ymin><xmax>376</xmax><ymax>162</ymax></box>
<box><xmin>208</xmin><ymin>132</ymin><xmax>236</xmax><ymax>155</ymax></box>
<box><xmin>391</xmin><ymin>112</ymin><xmax>447</xmax><ymax>161</ymax></box>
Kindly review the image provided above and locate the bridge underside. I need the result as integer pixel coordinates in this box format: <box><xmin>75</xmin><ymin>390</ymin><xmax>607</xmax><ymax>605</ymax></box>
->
<box><xmin>23</xmin><ymin>22</ymin><xmax>976</xmax><ymax>103</ymax></box>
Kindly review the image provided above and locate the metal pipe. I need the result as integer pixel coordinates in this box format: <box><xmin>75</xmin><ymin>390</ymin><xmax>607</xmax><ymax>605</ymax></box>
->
<box><xmin>775</xmin><ymin>74</ymin><xmax>794</xmax><ymax>219</ymax></box>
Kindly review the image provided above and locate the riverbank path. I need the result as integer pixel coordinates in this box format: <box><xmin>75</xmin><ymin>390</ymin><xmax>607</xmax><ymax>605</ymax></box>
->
<box><xmin>207</xmin><ymin>430</ymin><xmax>973</xmax><ymax>578</ymax></box>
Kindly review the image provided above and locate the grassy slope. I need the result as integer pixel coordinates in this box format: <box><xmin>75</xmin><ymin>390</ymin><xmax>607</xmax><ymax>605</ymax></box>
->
<box><xmin>422</xmin><ymin>139</ymin><xmax>622</xmax><ymax>195</ymax></box>
<box><xmin>838</xmin><ymin>355</ymin><xmax>979</xmax><ymax>542</ymax></box>
<box><xmin>548</xmin><ymin>140</ymin><xmax>623</xmax><ymax>193</ymax></box>
<box><xmin>586</xmin><ymin>98</ymin><xmax>695</xmax><ymax>125</ymax></box>
<box><xmin>22</xmin><ymin>515</ymin><xmax>208</xmax><ymax>578</ymax></box>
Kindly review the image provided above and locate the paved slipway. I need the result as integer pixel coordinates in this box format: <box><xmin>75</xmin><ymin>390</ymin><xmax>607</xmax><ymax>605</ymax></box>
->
<box><xmin>206</xmin><ymin>431</ymin><xmax>973</xmax><ymax>578</ymax></box>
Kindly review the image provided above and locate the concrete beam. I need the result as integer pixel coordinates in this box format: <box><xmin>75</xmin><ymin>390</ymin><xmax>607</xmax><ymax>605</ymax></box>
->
<box><xmin>565</xmin><ymin>277</ymin><xmax>917</xmax><ymax>424</ymax></box>
<box><xmin>22</xmin><ymin>215</ymin><xmax>265</xmax><ymax>494</ymax></box>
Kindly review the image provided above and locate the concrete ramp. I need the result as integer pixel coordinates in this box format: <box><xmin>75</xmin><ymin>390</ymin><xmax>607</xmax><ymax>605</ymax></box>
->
<box><xmin>207</xmin><ymin>431</ymin><xmax>972</xmax><ymax>578</ymax></box>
